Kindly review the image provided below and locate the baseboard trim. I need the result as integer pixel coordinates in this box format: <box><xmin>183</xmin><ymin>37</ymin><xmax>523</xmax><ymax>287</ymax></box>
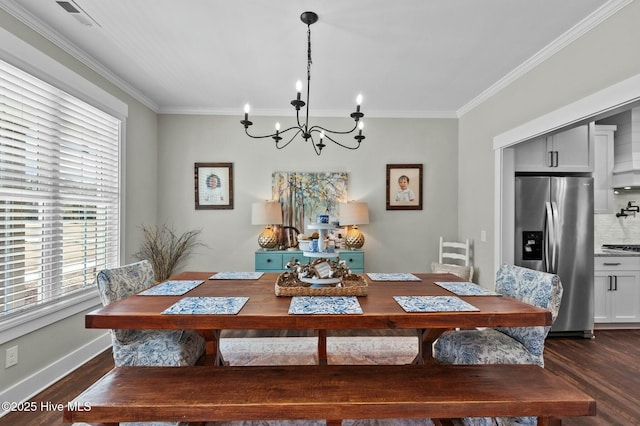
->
<box><xmin>0</xmin><ymin>332</ymin><xmax>111</xmax><ymax>416</ymax></box>
<box><xmin>594</xmin><ymin>323</ymin><xmax>640</xmax><ymax>330</ymax></box>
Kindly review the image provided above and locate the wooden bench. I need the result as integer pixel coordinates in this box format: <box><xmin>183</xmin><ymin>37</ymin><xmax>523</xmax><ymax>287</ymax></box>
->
<box><xmin>63</xmin><ymin>364</ymin><xmax>595</xmax><ymax>425</ymax></box>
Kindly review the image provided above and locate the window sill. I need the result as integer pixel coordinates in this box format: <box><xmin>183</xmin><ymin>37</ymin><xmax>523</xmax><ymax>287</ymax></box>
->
<box><xmin>0</xmin><ymin>289</ymin><xmax>102</xmax><ymax>345</ymax></box>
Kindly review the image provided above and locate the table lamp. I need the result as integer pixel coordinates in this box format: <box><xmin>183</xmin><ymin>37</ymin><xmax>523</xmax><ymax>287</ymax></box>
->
<box><xmin>339</xmin><ymin>201</ymin><xmax>369</xmax><ymax>250</ymax></box>
<box><xmin>252</xmin><ymin>201</ymin><xmax>283</xmax><ymax>249</ymax></box>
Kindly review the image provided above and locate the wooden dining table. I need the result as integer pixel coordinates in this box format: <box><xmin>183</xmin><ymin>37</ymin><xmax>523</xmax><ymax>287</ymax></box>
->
<box><xmin>85</xmin><ymin>271</ymin><xmax>552</xmax><ymax>365</ymax></box>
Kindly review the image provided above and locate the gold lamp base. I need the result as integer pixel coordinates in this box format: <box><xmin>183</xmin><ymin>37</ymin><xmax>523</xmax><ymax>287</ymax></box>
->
<box><xmin>258</xmin><ymin>225</ymin><xmax>278</xmax><ymax>249</ymax></box>
<box><xmin>345</xmin><ymin>226</ymin><xmax>365</xmax><ymax>250</ymax></box>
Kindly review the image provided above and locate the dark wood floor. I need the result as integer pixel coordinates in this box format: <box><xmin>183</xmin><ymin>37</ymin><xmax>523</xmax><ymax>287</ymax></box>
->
<box><xmin>1</xmin><ymin>329</ymin><xmax>638</xmax><ymax>425</ymax></box>
<box><xmin>544</xmin><ymin>329</ymin><xmax>640</xmax><ymax>425</ymax></box>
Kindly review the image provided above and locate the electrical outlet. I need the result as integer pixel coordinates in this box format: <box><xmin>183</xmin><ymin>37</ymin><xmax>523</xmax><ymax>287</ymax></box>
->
<box><xmin>5</xmin><ymin>345</ymin><xmax>18</xmax><ymax>368</ymax></box>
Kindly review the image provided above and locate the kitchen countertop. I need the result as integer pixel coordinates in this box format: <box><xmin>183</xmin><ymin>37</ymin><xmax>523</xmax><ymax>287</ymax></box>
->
<box><xmin>595</xmin><ymin>249</ymin><xmax>640</xmax><ymax>257</ymax></box>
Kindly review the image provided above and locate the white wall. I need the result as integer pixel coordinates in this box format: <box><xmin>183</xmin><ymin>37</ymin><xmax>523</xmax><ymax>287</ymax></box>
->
<box><xmin>458</xmin><ymin>1</ymin><xmax>640</xmax><ymax>286</ymax></box>
<box><xmin>157</xmin><ymin>115</ymin><xmax>459</xmax><ymax>274</ymax></box>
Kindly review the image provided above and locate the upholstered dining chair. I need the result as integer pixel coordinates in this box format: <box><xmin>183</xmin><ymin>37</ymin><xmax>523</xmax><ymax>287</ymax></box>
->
<box><xmin>95</xmin><ymin>260</ymin><xmax>206</xmax><ymax>367</ymax></box>
<box><xmin>433</xmin><ymin>264</ymin><xmax>563</xmax><ymax>426</ymax></box>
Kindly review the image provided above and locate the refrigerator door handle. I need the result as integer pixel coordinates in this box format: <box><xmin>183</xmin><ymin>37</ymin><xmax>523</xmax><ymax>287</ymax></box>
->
<box><xmin>544</xmin><ymin>201</ymin><xmax>559</xmax><ymax>274</ymax></box>
<box><xmin>544</xmin><ymin>202</ymin><xmax>554</xmax><ymax>273</ymax></box>
<box><xmin>550</xmin><ymin>201</ymin><xmax>560</xmax><ymax>274</ymax></box>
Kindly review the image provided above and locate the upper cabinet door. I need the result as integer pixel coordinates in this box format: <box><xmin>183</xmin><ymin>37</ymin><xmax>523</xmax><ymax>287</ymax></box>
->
<box><xmin>514</xmin><ymin>124</ymin><xmax>593</xmax><ymax>172</ymax></box>
<box><xmin>513</xmin><ymin>135</ymin><xmax>549</xmax><ymax>170</ymax></box>
<box><xmin>551</xmin><ymin>124</ymin><xmax>592</xmax><ymax>171</ymax></box>
<box><xmin>593</xmin><ymin>125</ymin><xmax>616</xmax><ymax>214</ymax></box>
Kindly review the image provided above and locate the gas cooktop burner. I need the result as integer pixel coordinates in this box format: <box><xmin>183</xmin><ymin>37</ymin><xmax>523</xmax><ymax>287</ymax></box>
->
<box><xmin>602</xmin><ymin>244</ymin><xmax>640</xmax><ymax>252</ymax></box>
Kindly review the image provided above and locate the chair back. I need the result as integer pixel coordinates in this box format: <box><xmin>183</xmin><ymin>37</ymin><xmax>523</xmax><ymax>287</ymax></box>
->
<box><xmin>438</xmin><ymin>237</ymin><xmax>471</xmax><ymax>267</ymax></box>
<box><xmin>95</xmin><ymin>260</ymin><xmax>155</xmax><ymax>305</ymax></box>
<box><xmin>437</xmin><ymin>237</ymin><xmax>473</xmax><ymax>280</ymax></box>
<box><xmin>495</xmin><ymin>264</ymin><xmax>563</xmax><ymax>359</ymax></box>
<box><xmin>95</xmin><ymin>260</ymin><xmax>156</xmax><ymax>343</ymax></box>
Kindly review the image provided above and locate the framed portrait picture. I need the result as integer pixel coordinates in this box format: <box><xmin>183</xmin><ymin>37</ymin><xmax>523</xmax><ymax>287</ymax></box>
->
<box><xmin>386</xmin><ymin>164</ymin><xmax>423</xmax><ymax>210</ymax></box>
<box><xmin>194</xmin><ymin>162</ymin><xmax>233</xmax><ymax>209</ymax></box>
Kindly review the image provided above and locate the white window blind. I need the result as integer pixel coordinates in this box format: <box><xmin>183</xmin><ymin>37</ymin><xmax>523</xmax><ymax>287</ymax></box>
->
<box><xmin>0</xmin><ymin>58</ymin><xmax>120</xmax><ymax>318</ymax></box>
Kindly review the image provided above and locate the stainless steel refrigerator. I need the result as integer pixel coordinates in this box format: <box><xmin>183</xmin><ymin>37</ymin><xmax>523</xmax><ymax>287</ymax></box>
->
<box><xmin>515</xmin><ymin>176</ymin><xmax>594</xmax><ymax>337</ymax></box>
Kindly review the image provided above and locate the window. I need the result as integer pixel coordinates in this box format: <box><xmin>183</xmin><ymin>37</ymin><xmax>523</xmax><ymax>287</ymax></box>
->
<box><xmin>0</xmin><ymin>58</ymin><xmax>121</xmax><ymax>319</ymax></box>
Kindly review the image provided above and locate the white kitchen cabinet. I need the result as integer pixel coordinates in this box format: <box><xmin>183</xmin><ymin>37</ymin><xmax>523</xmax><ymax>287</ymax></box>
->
<box><xmin>593</xmin><ymin>125</ymin><xmax>617</xmax><ymax>214</ymax></box>
<box><xmin>514</xmin><ymin>124</ymin><xmax>593</xmax><ymax>172</ymax></box>
<box><xmin>594</xmin><ymin>256</ymin><xmax>640</xmax><ymax>323</ymax></box>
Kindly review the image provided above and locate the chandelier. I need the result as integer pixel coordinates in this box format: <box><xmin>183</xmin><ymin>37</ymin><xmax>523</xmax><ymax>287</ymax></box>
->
<box><xmin>240</xmin><ymin>11</ymin><xmax>365</xmax><ymax>156</ymax></box>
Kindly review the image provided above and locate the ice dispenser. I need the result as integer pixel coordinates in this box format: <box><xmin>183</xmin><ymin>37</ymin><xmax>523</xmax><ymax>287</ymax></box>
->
<box><xmin>522</xmin><ymin>231</ymin><xmax>543</xmax><ymax>261</ymax></box>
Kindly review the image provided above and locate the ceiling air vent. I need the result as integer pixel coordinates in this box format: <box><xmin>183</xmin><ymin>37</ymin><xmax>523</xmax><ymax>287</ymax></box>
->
<box><xmin>56</xmin><ymin>1</ymin><xmax>99</xmax><ymax>27</ymax></box>
<box><xmin>56</xmin><ymin>1</ymin><xmax>80</xmax><ymax>13</ymax></box>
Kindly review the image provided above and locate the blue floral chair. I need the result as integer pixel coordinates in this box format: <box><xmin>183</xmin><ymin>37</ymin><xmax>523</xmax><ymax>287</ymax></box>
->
<box><xmin>433</xmin><ymin>264</ymin><xmax>563</xmax><ymax>426</ymax></box>
<box><xmin>95</xmin><ymin>260</ymin><xmax>206</xmax><ymax>367</ymax></box>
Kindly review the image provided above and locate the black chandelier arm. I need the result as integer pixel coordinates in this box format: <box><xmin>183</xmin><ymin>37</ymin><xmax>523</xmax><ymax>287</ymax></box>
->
<box><xmin>308</xmin><ymin>122</ymin><xmax>359</xmax><ymax>136</ymax></box>
<box><xmin>244</xmin><ymin>125</ymin><xmax>302</xmax><ymax>140</ymax></box>
<box><xmin>316</xmin><ymin>131</ymin><xmax>363</xmax><ymax>151</ymax></box>
<box><xmin>275</xmin><ymin>128</ymin><xmax>304</xmax><ymax>150</ymax></box>
<box><xmin>309</xmin><ymin>134</ymin><xmax>323</xmax><ymax>156</ymax></box>
<box><xmin>243</xmin><ymin>127</ymin><xmax>277</xmax><ymax>140</ymax></box>
<box><xmin>295</xmin><ymin>107</ymin><xmax>310</xmax><ymax>132</ymax></box>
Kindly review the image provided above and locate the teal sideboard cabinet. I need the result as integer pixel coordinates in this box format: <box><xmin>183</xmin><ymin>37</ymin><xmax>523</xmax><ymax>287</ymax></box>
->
<box><xmin>255</xmin><ymin>250</ymin><xmax>365</xmax><ymax>273</ymax></box>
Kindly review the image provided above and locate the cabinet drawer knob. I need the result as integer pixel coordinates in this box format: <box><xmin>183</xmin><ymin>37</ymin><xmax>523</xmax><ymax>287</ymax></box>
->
<box><xmin>266</xmin><ymin>259</ymin><xmax>272</xmax><ymax>263</ymax></box>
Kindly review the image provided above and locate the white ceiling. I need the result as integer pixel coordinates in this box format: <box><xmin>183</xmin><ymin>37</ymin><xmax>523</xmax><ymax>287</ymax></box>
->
<box><xmin>1</xmin><ymin>0</ymin><xmax>618</xmax><ymax>117</ymax></box>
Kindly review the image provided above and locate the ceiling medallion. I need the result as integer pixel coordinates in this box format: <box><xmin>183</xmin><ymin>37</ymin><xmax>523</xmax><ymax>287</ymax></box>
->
<box><xmin>240</xmin><ymin>11</ymin><xmax>365</xmax><ymax>156</ymax></box>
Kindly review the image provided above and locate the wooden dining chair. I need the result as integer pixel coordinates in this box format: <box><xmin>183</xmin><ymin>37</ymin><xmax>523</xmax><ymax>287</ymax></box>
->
<box><xmin>433</xmin><ymin>264</ymin><xmax>563</xmax><ymax>426</ymax></box>
<box><xmin>432</xmin><ymin>237</ymin><xmax>474</xmax><ymax>281</ymax></box>
<box><xmin>95</xmin><ymin>260</ymin><xmax>205</xmax><ymax>368</ymax></box>
<box><xmin>431</xmin><ymin>262</ymin><xmax>474</xmax><ymax>282</ymax></box>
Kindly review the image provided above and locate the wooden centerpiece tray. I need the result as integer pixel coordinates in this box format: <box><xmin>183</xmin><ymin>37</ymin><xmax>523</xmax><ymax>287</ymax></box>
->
<box><xmin>275</xmin><ymin>273</ymin><xmax>368</xmax><ymax>297</ymax></box>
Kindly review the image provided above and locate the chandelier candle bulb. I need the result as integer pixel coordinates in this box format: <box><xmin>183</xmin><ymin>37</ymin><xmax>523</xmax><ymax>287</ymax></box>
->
<box><xmin>241</xmin><ymin>104</ymin><xmax>253</xmax><ymax>128</ymax></box>
<box><xmin>296</xmin><ymin>80</ymin><xmax>302</xmax><ymax>100</ymax></box>
<box><xmin>273</xmin><ymin>122</ymin><xmax>282</xmax><ymax>142</ymax></box>
<box><xmin>356</xmin><ymin>94</ymin><xmax>363</xmax><ymax>112</ymax></box>
<box><xmin>317</xmin><ymin>131</ymin><xmax>326</xmax><ymax>151</ymax></box>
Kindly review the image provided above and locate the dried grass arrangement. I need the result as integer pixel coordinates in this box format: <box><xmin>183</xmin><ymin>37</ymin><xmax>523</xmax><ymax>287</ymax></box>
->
<box><xmin>134</xmin><ymin>224</ymin><xmax>203</xmax><ymax>282</ymax></box>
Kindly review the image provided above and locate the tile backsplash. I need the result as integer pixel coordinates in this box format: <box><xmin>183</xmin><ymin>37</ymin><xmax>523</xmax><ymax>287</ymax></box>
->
<box><xmin>594</xmin><ymin>189</ymin><xmax>640</xmax><ymax>248</ymax></box>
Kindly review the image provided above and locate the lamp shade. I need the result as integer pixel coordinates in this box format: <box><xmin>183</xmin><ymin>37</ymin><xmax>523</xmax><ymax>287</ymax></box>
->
<box><xmin>339</xmin><ymin>202</ymin><xmax>369</xmax><ymax>226</ymax></box>
<box><xmin>251</xmin><ymin>201</ymin><xmax>283</xmax><ymax>225</ymax></box>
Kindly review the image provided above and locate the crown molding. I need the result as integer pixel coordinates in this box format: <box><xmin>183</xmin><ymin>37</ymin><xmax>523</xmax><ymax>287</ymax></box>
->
<box><xmin>457</xmin><ymin>0</ymin><xmax>633</xmax><ymax>118</ymax></box>
<box><xmin>0</xmin><ymin>0</ymin><xmax>159</xmax><ymax>112</ymax></box>
<box><xmin>159</xmin><ymin>105</ymin><xmax>459</xmax><ymax>119</ymax></box>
